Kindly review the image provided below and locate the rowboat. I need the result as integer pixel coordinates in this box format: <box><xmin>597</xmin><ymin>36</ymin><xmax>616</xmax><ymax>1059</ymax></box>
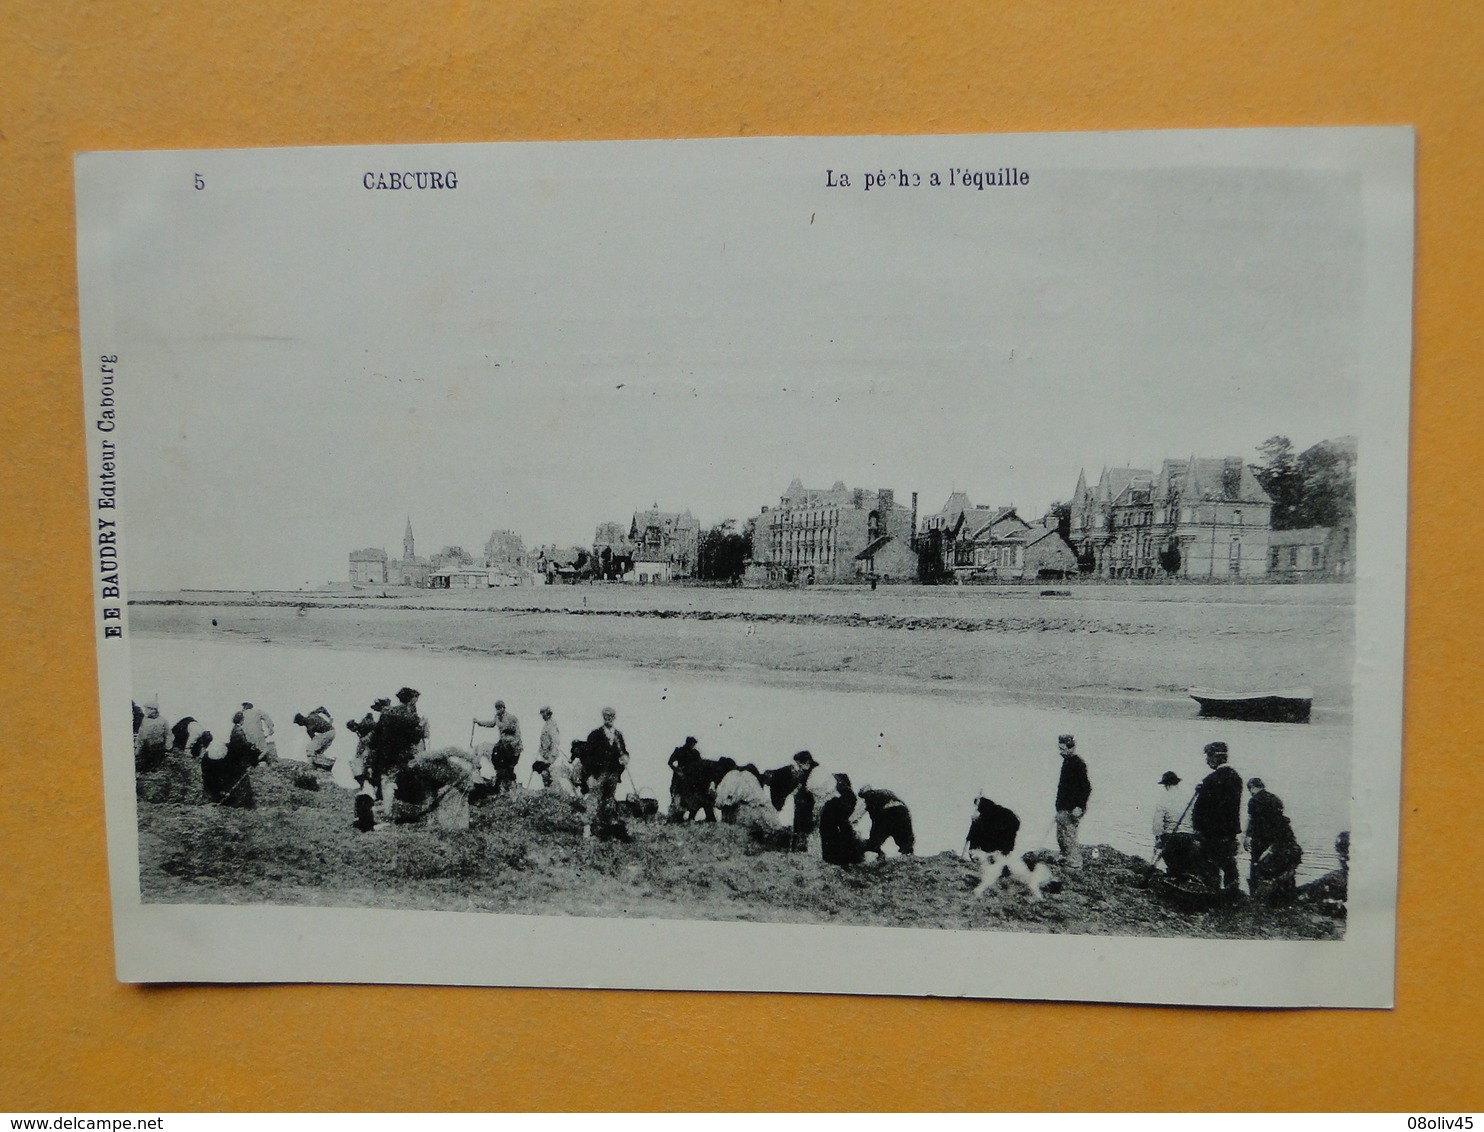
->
<box><xmin>1188</xmin><ymin>687</ymin><xmax>1313</xmax><ymax>723</ymax></box>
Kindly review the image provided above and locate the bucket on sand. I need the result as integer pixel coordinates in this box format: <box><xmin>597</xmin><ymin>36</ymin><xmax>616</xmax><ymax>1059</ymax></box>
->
<box><xmin>624</xmin><ymin>790</ymin><xmax>660</xmax><ymax>822</ymax></box>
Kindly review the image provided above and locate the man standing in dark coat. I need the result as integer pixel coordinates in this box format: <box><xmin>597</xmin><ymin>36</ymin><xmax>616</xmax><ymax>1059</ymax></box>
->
<box><xmin>583</xmin><ymin>706</ymin><xmax>632</xmax><ymax>842</ymax></box>
<box><xmin>1191</xmin><ymin>740</ymin><xmax>1243</xmax><ymax>889</ymax></box>
<box><xmin>376</xmin><ymin>687</ymin><xmax>428</xmax><ymax>816</ymax></box>
<box><xmin>666</xmin><ymin>736</ymin><xmax>704</xmax><ymax>822</ymax></box>
<box><xmin>1054</xmin><ymin>734</ymin><xmax>1091</xmax><ymax>869</ymax></box>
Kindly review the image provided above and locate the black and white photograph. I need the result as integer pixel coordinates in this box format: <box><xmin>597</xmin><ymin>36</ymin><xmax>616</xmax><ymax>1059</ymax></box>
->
<box><xmin>75</xmin><ymin>127</ymin><xmax>1413</xmax><ymax>1005</ymax></box>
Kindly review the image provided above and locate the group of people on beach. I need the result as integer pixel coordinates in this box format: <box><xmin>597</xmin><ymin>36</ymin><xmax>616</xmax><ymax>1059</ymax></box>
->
<box><xmin>1007</xmin><ymin>734</ymin><xmax>1345</xmax><ymax>911</ymax></box>
<box><xmin>1157</xmin><ymin>740</ymin><xmax>1348</xmax><ymax>913</ymax></box>
<box><xmin>460</xmin><ymin>701</ymin><xmax>919</xmax><ymax>857</ymax></box>
<box><xmin>1145</xmin><ymin>740</ymin><xmax>1316</xmax><ymax>904</ymax></box>
<box><xmin>134</xmin><ymin>689</ymin><xmax>1348</xmax><ymax>913</ymax></box>
<box><xmin>134</xmin><ymin>695</ymin><xmax>281</xmax><ymax>808</ymax></box>
<box><xmin>1011</xmin><ymin>732</ymin><xmax>1347</xmax><ymax>908</ymax></box>
<box><xmin>663</xmin><ymin>739</ymin><xmax>917</xmax><ymax>864</ymax></box>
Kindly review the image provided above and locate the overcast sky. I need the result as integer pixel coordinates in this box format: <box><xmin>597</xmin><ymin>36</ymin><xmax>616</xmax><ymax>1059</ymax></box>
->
<box><xmin>85</xmin><ymin>131</ymin><xmax>1388</xmax><ymax>589</ymax></box>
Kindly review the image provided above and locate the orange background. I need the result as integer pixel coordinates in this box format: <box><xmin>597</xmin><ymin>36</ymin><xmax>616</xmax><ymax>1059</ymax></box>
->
<box><xmin>3</xmin><ymin>1</ymin><xmax>1480</xmax><ymax>1112</ymax></box>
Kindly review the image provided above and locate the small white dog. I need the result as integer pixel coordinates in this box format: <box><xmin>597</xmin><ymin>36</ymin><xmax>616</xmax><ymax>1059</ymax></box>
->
<box><xmin>971</xmin><ymin>849</ymin><xmax>1055</xmax><ymax>902</ymax></box>
<box><xmin>966</xmin><ymin>796</ymin><xmax>1062</xmax><ymax>903</ymax></box>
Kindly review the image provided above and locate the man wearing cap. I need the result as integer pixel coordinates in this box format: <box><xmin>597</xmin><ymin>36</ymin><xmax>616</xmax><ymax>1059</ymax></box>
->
<box><xmin>666</xmin><ymin>736</ymin><xmax>705</xmax><ymax>822</ymax></box>
<box><xmin>202</xmin><ymin>710</ymin><xmax>258</xmax><ymax>808</ymax></box>
<box><xmin>1152</xmin><ymin>771</ymin><xmax>1185</xmax><ymax>853</ymax></box>
<box><xmin>293</xmin><ymin>706</ymin><xmax>337</xmax><ymax>770</ymax></box>
<box><xmin>818</xmin><ymin>773</ymin><xmax>866</xmax><ymax>866</ymax></box>
<box><xmin>1244</xmin><ymin>777</ymin><xmax>1303</xmax><ymax>903</ymax></box>
<box><xmin>534</xmin><ymin>707</ymin><xmax>573</xmax><ymax>794</ymax></box>
<box><xmin>583</xmin><ymin>707</ymin><xmax>631</xmax><ymax>841</ymax></box>
<box><xmin>789</xmin><ymin>750</ymin><xmax>837</xmax><ymax>852</ymax></box>
<box><xmin>345</xmin><ymin>697</ymin><xmax>390</xmax><ymax>787</ymax></box>
<box><xmin>1053</xmin><ymin>734</ymin><xmax>1091</xmax><ymax>869</ymax></box>
<box><xmin>474</xmin><ymin>700</ymin><xmax>522</xmax><ymax>795</ymax></box>
<box><xmin>133</xmin><ymin>697</ymin><xmax>171</xmax><ymax>772</ymax></box>
<box><xmin>1191</xmin><ymin>741</ymin><xmax>1244</xmax><ymax>889</ymax></box>
<box><xmin>377</xmin><ymin>687</ymin><xmax>428</xmax><ymax>816</ymax></box>
<box><xmin>239</xmin><ymin>701</ymin><xmax>278</xmax><ymax>764</ymax></box>
<box><xmin>1151</xmin><ymin>770</ymin><xmax>1202</xmax><ymax>877</ymax></box>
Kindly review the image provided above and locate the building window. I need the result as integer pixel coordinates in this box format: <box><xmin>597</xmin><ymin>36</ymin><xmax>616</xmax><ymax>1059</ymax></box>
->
<box><xmin>1312</xmin><ymin>547</ymin><xmax>1323</xmax><ymax>568</ymax></box>
<box><xmin>1234</xmin><ymin>510</ymin><xmax>1243</xmax><ymax>526</ymax></box>
<box><xmin>1289</xmin><ymin>546</ymin><xmax>1299</xmax><ymax>567</ymax></box>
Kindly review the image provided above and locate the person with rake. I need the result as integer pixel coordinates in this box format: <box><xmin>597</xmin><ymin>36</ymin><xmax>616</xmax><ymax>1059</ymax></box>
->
<box><xmin>473</xmin><ymin>699</ymin><xmax>523</xmax><ymax>795</ymax></box>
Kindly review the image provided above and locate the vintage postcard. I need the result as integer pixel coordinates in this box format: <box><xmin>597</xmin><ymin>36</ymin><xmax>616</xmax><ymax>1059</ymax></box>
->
<box><xmin>75</xmin><ymin>127</ymin><xmax>1413</xmax><ymax>1005</ymax></box>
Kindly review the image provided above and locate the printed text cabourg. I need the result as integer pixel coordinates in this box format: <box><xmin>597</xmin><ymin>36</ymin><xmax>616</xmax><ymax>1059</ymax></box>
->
<box><xmin>363</xmin><ymin>171</ymin><xmax>458</xmax><ymax>190</ymax></box>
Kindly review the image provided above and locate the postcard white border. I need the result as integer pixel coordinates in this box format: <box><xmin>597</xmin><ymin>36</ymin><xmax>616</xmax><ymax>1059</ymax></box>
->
<box><xmin>77</xmin><ymin>126</ymin><xmax>1413</xmax><ymax>1006</ymax></box>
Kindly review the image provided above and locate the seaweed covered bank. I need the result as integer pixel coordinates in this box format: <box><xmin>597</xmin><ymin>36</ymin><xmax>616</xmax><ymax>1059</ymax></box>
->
<box><xmin>137</xmin><ymin>758</ymin><xmax>1343</xmax><ymax>941</ymax></box>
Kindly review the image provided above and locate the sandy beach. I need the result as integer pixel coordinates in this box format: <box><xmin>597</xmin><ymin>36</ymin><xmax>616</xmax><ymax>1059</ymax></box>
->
<box><xmin>125</xmin><ymin>581</ymin><xmax>1355</xmax><ymax>936</ymax></box>
<box><xmin>130</xmin><ymin>581</ymin><xmax>1356</xmax><ymax>720</ymax></box>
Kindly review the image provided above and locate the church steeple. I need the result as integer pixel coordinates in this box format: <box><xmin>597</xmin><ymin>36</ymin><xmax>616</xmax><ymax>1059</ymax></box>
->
<box><xmin>403</xmin><ymin>517</ymin><xmax>415</xmax><ymax>561</ymax></box>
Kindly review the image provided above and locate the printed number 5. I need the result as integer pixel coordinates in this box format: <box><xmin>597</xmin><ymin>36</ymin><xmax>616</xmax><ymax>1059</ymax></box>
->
<box><xmin>194</xmin><ymin>173</ymin><xmax>205</xmax><ymax>190</ymax></box>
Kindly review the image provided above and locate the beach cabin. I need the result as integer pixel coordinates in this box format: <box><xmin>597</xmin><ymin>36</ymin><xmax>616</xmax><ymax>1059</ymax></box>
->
<box><xmin>430</xmin><ymin>566</ymin><xmax>493</xmax><ymax>589</ymax></box>
<box><xmin>629</xmin><ymin>559</ymin><xmax>671</xmax><ymax>583</ymax></box>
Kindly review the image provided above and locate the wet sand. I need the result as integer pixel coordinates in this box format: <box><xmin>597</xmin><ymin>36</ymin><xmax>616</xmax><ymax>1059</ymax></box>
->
<box><xmin>129</xmin><ymin>581</ymin><xmax>1356</xmax><ymax>721</ymax></box>
<box><xmin>127</xmin><ymin>634</ymin><xmax>1354</xmax><ymax>866</ymax></box>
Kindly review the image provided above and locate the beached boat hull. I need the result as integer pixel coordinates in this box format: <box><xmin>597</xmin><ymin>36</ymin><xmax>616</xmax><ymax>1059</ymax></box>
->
<box><xmin>1189</xmin><ymin>687</ymin><xmax>1313</xmax><ymax>723</ymax></box>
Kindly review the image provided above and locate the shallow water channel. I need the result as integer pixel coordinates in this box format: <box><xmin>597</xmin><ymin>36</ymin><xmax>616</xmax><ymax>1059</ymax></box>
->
<box><xmin>132</xmin><ymin>634</ymin><xmax>1351</xmax><ymax>879</ymax></box>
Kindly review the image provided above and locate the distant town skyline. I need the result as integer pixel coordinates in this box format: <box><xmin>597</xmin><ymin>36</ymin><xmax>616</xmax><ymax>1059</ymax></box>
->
<box><xmin>342</xmin><ymin>431</ymin><xmax>1351</xmax><ymax>575</ymax></box>
<box><xmin>99</xmin><ymin>135</ymin><xmax>1374</xmax><ymax>590</ymax></box>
